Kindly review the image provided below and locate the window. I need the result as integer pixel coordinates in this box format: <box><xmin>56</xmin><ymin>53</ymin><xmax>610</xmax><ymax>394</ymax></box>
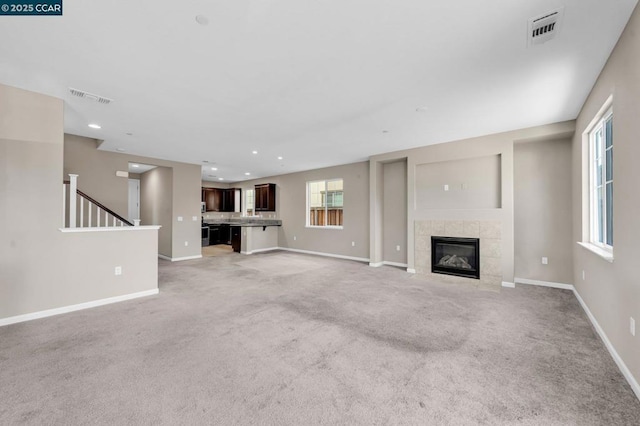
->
<box><xmin>245</xmin><ymin>189</ymin><xmax>254</xmax><ymax>216</ymax></box>
<box><xmin>589</xmin><ymin>107</ymin><xmax>613</xmax><ymax>249</ymax></box>
<box><xmin>307</xmin><ymin>179</ymin><xmax>343</xmax><ymax>228</ymax></box>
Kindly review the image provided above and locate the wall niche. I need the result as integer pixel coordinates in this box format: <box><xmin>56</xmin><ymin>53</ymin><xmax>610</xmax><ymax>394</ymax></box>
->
<box><xmin>415</xmin><ymin>154</ymin><xmax>501</xmax><ymax>210</ymax></box>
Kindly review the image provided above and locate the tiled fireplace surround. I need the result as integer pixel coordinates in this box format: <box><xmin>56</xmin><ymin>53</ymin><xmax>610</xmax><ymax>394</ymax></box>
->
<box><xmin>414</xmin><ymin>220</ymin><xmax>502</xmax><ymax>290</ymax></box>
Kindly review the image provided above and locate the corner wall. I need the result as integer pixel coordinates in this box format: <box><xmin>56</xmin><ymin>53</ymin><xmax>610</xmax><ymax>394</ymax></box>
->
<box><xmin>0</xmin><ymin>84</ymin><xmax>158</xmax><ymax>322</ymax></box>
<box><xmin>233</xmin><ymin>162</ymin><xmax>370</xmax><ymax>260</ymax></box>
<box><xmin>571</xmin><ymin>3</ymin><xmax>640</xmax><ymax>392</ymax></box>
<box><xmin>141</xmin><ymin>167</ymin><xmax>173</xmax><ymax>257</ymax></box>
<box><xmin>514</xmin><ymin>138</ymin><xmax>573</xmax><ymax>284</ymax></box>
<box><xmin>64</xmin><ymin>135</ymin><xmax>202</xmax><ymax>259</ymax></box>
<box><xmin>369</xmin><ymin>121</ymin><xmax>575</xmax><ymax>284</ymax></box>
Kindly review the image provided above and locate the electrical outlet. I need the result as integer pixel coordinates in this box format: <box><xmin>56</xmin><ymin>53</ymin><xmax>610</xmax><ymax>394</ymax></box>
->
<box><xmin>184</xmin><ymin>241</ymin><xmax>189</xmax><ymax>247</ymax></box>
<box><xmin>542</xmin><ymin>257</ymin><xmax>548</xmax><ymax>265</ymax></box>
<box><xmin>582</xmin><ymin>270</ymin><xmax>586</xmax><ymax>280</ymax></box>
<box><xmin>114</xmin><ymin>266</ymin><xmax>122</xmax><ymax>276</ymax></box>
<box><xmin>631</xmin><ymin>317</ymin><xmax>636</xmax><ymax>337</ymax></box>
<box><xmin>444</xmin><ymin>184</ymin><xmax>449</xmax><ymax>191</ymax></box>
<box><xmin>396</xmin><ymin>245</ymin><xmax>401</xmax><ymax>251</ymax></box>
<box><xmin>351</xmin><ymin>241</ymin><xmax>355</xmax><ymax>247</ymax></box>
<box><xmin>177</xmin><ymin>216</ymin><xmax>183</xmax><ymax>222</ymax></box>
<box><xmin>192</xmin><ymin>216</ymin><xmax>198</xmax><ymax>221</ymax></box>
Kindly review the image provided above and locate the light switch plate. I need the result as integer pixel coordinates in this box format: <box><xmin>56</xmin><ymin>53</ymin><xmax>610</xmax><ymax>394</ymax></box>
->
<box><xmin>177</xmin><ymin>216</ymin><xmax>183</xmax><ymax>222</ymax></box>
<box><xmin>444</xmin><ymin>184</ymin><xmax>449</xmax><ymax>191</ymax></box>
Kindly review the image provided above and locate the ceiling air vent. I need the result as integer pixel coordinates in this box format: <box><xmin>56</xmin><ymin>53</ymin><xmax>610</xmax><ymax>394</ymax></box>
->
<box><xmin>69</xmin><ymin>88</ymin><xmax>113</xmax><ymax>105</ymax></box>
<box><xmin>528</xmin><ymin>7</ymin><xmax>564</xmax><ymax>47</ymax></box>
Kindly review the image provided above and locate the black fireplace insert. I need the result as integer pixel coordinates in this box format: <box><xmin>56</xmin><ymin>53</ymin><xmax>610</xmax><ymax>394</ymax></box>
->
<box><xmin>431</xmin><ymin>236</ymin><xmax>480</xmax><ymax>279</ymax></box>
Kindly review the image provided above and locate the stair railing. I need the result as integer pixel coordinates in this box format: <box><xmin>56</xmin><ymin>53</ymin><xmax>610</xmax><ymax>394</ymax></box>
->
<box><xmin>63</xmin><ymin>174</ymin><xmax>135</xmax><ymax>228</ymax></box>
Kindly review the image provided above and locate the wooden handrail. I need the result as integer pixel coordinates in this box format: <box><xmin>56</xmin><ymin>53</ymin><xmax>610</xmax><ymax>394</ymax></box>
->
<box><xmin>63</xmin><ymin>180</ymin><xmax>134</xmax><ymax>226</ymax></box>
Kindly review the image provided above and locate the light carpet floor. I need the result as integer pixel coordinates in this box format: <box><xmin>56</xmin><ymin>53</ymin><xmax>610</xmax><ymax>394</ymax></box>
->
<box><xmin>1</xmin><ymin>251</ymin><xmax>639</xmax><ymax>425</ymax></box>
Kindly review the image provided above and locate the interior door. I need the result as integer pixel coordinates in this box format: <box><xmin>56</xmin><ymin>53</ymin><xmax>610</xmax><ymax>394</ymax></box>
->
<box><xmin>128</xmin><ymin>179</ymin><xmax>140</xmax><ymax>222</ymax></box>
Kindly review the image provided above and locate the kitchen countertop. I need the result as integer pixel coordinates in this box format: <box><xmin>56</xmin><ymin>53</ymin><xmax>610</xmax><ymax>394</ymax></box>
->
<box><xmin>203</xmin><ymin>218</ymin><xmax>282</xmax><ymax>227</ymax></box>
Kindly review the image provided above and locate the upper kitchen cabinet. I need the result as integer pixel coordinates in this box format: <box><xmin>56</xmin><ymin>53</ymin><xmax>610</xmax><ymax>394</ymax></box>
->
<box><xmin>254</xmin><ymin>183</ymin><xmax>276</xmax><ymax>212</ymax></box>
<box><xmin>202</xmin><ymin>187</ymin><xmax>242</xmax><ymax>212</ymax></box>
<box><xmin>203</xmin><ymin>188</ymin><xmax>221</xmax><ymax>212</ymax></box>
<box><xmin>223</xmin><ymin>188</ymin><xmax>242</xmax><ymax>213</ymax></box>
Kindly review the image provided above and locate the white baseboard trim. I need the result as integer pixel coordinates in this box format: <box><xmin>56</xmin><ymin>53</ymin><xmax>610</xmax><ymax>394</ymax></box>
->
<box><xmin>514</xmin><ymin>277</ymin><xmax>574</xmax><ymax>291</ymax></box>
<box><xmin>158</xmin><ymin>254</ymin><xmax>202</xmax><ymax>262</ymax></box>
<box><xmin>407</xmin><ymin>268</ymin><xmax>416</xmax><ymax>274</ymax></box>
<box><xmin>501</xmin><ymin>281</ymin><xmax>515</xmax><ymax>288</ymax></box>
<box><xmin>242</xmin><ymin>247</ymin><xmax>279</xmax><ymax>255</ymax></box>
<box><xmin>279</xmin><ymin>247</ymin><xmax>369</xmax><ymax>263</ymax></box>
<box><xmin>0</xmin><ymin>289</ymin><xmax>159</xmax><ymax>327</ymax></box>
<box><xmin>515</xmin><ymin>277</ymin><xmax>639</xmax><ymax>401</ymax></box>
<box><xmin>369</xmin><ymin>262</ymin><xmax>384</xmax><ymax>267</ymax></box>
<box><xmin>573</xmin><ymin>289</ymin><xmax>640</xmax><ymax>401</ymax></box>
<box><xmin>383</xmin><ymin>261</ymin><xmax>409</xmax><ymax>268</ymax></box>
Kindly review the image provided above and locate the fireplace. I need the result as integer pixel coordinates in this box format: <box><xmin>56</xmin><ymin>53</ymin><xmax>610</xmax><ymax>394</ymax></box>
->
<box><xmin>431</xmin><ymin>236</ymin><xmax>480</xmax><ymax>279</ymax></box>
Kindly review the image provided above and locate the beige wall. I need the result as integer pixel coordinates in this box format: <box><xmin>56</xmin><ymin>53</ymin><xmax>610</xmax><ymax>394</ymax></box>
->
<box><xmin>64</xmin><ymin>135</ymin><xmax>202</xmax><ymax>259</ymax></box>
<box><xmin>141</xmin><ymin>167</ymin><xmax>173</xmax><ymax>257</ymax></box>
<box><xmin>514</xmin><ymin>139</ymin><xmax>573</xmax><ymax>284</ymax></box>
<box><xmin>415</xmin><ymin>155</ymin><xmax>501</xmax><ymax>210</ymax></box>
<box><xmin>0</xmin><ymin>84</ymin><xmax>158</xmax><ymax>321</ymax></box>
<box><xmin>571</xmin><ymin>3</ymin><xmax>640</xmax><ymax>388</ymax></box>
<box><xmin>234</xmin><ymin>162</ymin><xmax>370</xmax><ymax>260</ymax></box>
<box><xmin>369</xmin><ymin>121</ymin><xmax>575</xmax><ymax>283</ymax></box>
<box><xmin>382</xmin><ymin>160</ymin><xmax>407</xmax><ymax>265</ymax></box>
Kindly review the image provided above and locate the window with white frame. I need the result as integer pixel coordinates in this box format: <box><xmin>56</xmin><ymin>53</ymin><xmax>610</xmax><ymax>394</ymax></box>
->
<box><xmin>307</xmin><ymin>179</ymin><xmax>343</xmax><ymax>228</ymax></box>
<box><xmin>245</xmin><ymin>189</ymin><xmax>254</xmax><ymax>216</ymax></box>
<box><xmin>589</xmin><ymin>107</ymin><xmax>613</xmax><ymax>249</ymax></box>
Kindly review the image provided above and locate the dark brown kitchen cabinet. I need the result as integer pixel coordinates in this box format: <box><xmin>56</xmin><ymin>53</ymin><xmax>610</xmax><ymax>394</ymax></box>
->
<box><xmin>231</xmin><ymin>226</ymin><xmax>241</xmax><ymax>253</ymax></box>
<box><xmin>203</xmin><ymin>188</ymin><xmax>221</xmax><ymax>212</ymax></box>
<box><xmin>255</xmin><ymin>183</ymin><xmax>276</xmax><ymax>212</ymax></box>
<box><xmin>202</xmin><ymin>188</ymin><xmax>242</xmax><ymax>212</ymax></box>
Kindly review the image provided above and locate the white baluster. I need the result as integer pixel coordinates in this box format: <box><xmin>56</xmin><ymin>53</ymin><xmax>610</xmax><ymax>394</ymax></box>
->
<box><xmin>88</xmin><ymin>202</ymin><xmax>92</xmax><ymax>227</ymax></box>
<box><xmin>69</xmin><ymin>174</ymin><xmax>78</xmax><ymax>228</ymax></box>
<box><xmin>79</xmin><ymin>197</ymin><xmax>84</xmax><ymax>228</ymax></box>
<box><xmin>97</xmin><ymin>207</ymin><xmax>101</xmax><ymax>227</ymax></box>
<box><xmin>62</xmin><ymin>183</ymin><xmax>66</xmax><ymax>228</ymax></box>
<box><xmin>105</xmin><ymin>210</ymin><xmax>108</xmax><ymax>227</ymax></box>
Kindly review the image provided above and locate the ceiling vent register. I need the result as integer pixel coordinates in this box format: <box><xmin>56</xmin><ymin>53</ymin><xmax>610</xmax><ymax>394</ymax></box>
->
<box><xmin>69</xmin><ymin>88</ymin><xmax>113</xmax><ymax>105</ymax></box>
<box><xmin>528</xmin><ymin>7</ymin><xmax>564</xmax><ymax>47</ymax></box>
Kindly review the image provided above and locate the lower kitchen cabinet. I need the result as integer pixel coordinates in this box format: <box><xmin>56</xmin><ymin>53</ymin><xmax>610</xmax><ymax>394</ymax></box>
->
<box><xmin>231</xmin><ymin>226</ymin><xmax>241</xmax><ymax>253</ymax></box>
<box><xmin>209</xmin><ymin>226</ymin><xmax>220</xmax><ymax>245</ymax></box>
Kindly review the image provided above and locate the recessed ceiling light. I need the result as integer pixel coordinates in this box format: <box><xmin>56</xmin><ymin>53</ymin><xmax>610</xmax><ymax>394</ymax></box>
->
<box><xmin>252</xmin><ymin>150</ymin><xmax>258</xmax><ymax>154</ymax></box>
<box><xmin>211</xmin><ymin>167</ymin><xmax>217</xmax><ymax>171</ymax></box>
<box><xmin>245</xmin><ymin>172</ymin><xmax>251</xmax><ymax>176</ymax></box>
<box><xmin>218</xmin><ymin>178</ymin><xmax>224</xmax><ymax>181</ymax></box>
<box><xmin>116</xmin><ymin>148</ymin><xmax>126</xmax><ymax>152</ymax></box>
<box><xmin>277</xmin><ymin>156</ymin><xmax>283</xmax><ymax>160</ymax></box>
<box><xmin>88</xmin><ymin>123</ymin><xmax>101</xmax><ymax>129</ymax></box>
<box><xmin>125</xmin><ymin>132</ymin><xmax>133</xmax><ymax>136</ymax></box>
<box><xmin>132</xmin><ymin>164</ymin><xmax>139</xmax><ymax>168</ymax></box>
<box><xmin>416</xmin><ymin>106</ymin><xmax>428</xmax><ymax>112</ymax></box>
<box><xmin>195</xmin><ymin>15</ymin><xmax>209</xmax><ymax>25</ymax></box>
<box><xmin>382</xmin><ymin>130</ymin><xmax>389</xmax><ymax>133</ymax></box>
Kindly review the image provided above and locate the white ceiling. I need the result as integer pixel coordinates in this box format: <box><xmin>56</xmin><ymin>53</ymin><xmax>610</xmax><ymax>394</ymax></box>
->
<box><xmin>0</xmin><ymin>0</ymin><xmax>637</xmax><ymax>182</ymax></box>
<box><xmin>128</xmin><ymin>162</ymin><xmax>157</xmax><ymax>174</ymax></box>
